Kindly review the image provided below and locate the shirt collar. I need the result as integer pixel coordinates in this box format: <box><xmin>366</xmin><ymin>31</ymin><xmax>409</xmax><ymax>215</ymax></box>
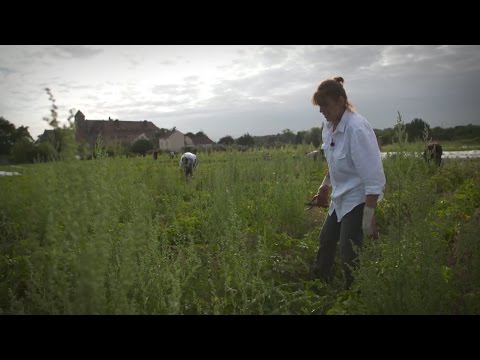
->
<box><xmin>325</xmin><ymin>110</ymin><xmax>350</xmax><ymax>133</ymax></box>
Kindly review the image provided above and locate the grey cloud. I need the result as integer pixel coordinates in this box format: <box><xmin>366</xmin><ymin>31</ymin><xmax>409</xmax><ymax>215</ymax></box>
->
<box><xmin>184</xmin><ymin>75</ymin><xmax>200</xmax><ymax>83</ymax></box>
<box><xmin>151</xmin><ymin>84</ymin><xmax>201</xmax><ymax>99</ymax></box>
<box><xmin>298</xmin><ymin>45</ymin><xmax>386</xmax><ymax>77</ymax></box>
<box><xmin>196</xmin><ymin>67</ymin><xmax>308</xmax><ymax>114</ymax></box>
<box><xmin>0</xmin><ymin>67</ymin><xmax>16</xmax><ymax>76</ymax></box>
<box><xmin>152</xmin><ymin>84</ymin><xmax>186</xmax><ymax>96</ymax></box>
<box><xmin>220</xmin><ymin>46</ymin><xmax>294</xmax><ymax>76</ymax></box>
<box><xmin>82</xmin><ymin>97</ymin><xmax>190</xmax><ymax>117</ymax></box>
<box><xmin>57</xmin><ymin>82</ymin><xmax>92</xmax><ymax>90</ymax></box>
<box><xmin>359</xmin><ymin>45</ymin><xmax>480</xmax><ymax>78</ymax></box>
<box><xmin>4</xmin><ymin>45</ymin><xmax>480</xmax><ymax>142</ymax></box>
<box><xmin>211</xmin><ymin>46</ymin><xmax>385</xmax><ymax>108</ymax></box>
<box><xmin>70</xmin><ymin>83</ymin><xmax>202</xmax><ymax>121</ymax></box>
<box><xmin>186</xmin><ymin>46</ymin><xmax>480</xmax><ymax>140</ymax></box>
<box><xmin>158</xmin><ymin>60</ymin><xmax>175</xmax><ymax>65</ymax></box>
<box><xmin>51</xmin><ymin>45</ymin><xmax>104</xmax><ymax>59</ymax></box>
<box><xmin>152</xmin><ymin>99</ymin><xmax>319</xmax><ymax>142</ymax></box>
<box><xmin>256</xmin><ymin>45</ymin><xmax>293</xmax><ymax>67</ymax></box>
<box><xmin>127</xmin><ymin>58</ymin><xmax>140</xmax><ymax>69</ymax></box>
<box><xmin>222</xmin><ymin>67</ymin><xmax>305</xmax><ymax>95</ymax></box>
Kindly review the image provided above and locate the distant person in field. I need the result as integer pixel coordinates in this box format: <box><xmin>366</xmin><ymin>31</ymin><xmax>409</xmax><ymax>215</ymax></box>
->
<box><xmin>179</xmin><ymin>151</ymin><xmax>198</xmax><ymax>178</ymax></box>
<box><xmin>309</xmin><ymin>76</ymin><xmax>386</xmax><ymax>290</ymax></box>
<box><xmin>423</xmin><ymin>142</ymin><xmax>443</xmax><ymax>167</ymax></box>
<box><xmin>306</xmin><ymin>150</ymin><xmax>320</xmax><ymax>161</ymax></box>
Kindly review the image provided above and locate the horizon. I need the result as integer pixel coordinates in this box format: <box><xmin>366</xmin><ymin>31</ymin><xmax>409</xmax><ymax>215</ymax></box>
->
<box><xmin>64</xmin><ymin>108</ymin><xmax>480</xmax><ymax>142</ymax></box>
<box><xmin>1</xmin><ymin>45</ymin><xmax>480</xmax><ymax>142</ymax></box>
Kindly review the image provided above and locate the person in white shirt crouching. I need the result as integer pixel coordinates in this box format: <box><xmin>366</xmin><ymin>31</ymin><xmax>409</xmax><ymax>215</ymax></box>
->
<box><xmin>179</xmin><ymin>151</ymin><xmax>198</xmax><ymax>178</ymax></box>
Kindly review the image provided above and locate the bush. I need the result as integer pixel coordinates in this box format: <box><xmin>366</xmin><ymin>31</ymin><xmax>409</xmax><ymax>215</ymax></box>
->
<box><xmin>130</xmin><ymin>139</ymin><xmax>153</xmax><ymax>156</ymax></box>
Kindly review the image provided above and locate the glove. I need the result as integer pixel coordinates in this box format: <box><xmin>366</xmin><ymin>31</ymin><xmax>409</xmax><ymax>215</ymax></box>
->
<box><xmin>362</xmin><ymin>205</ymin><xmax>376</xmax><ymax>237</ymax></box>
<box><xmin>312</xmin><ymin>185</ymin><xmax>329</xmax><ymax>208</ymax></box>
<box><xmin>320</xmin><ymin>175</ymin><xmax>331</xmax><ymax>188</ymax></box>
<box><xmin>311</xmin><ymin>175</ymin><xmax>331</xmax><ymax>208</ymax></box>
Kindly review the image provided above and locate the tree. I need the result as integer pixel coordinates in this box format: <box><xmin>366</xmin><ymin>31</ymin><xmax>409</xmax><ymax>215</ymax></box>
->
<box><xmin>218</xmin><ymin>135</ymin><xmax>235</xmax><ymax>145</ymax></box>
<box><xmin>308</xmin><ymin>127</ymin><xmax>322</xmax><ymax>148</ymax></box>
<box><xmin>295</xmin><ymin>130</ymin><xmax>307</xmax><ymax>145</ymax></box>
<box><xmin>36</xmin><ymin>142</ymin><xmax>57</xmax><ymax>162</ymax></box>
<box><xmin>53</xmin><ymin>128</ymin><xmax>76</xmax><ymax>159</ymax></box>
<box><xmin>41</xmin><ymin>89</ymin><xmax>77</xmax><ymax>161</ymax></box>
<box><xmin>157</xmin><ymin>128</ymin><xmax>169</xmax><ymax>137</ymax></box>
<box><xmin>236</xmin><ymin>133</ymin><xmax>255</xmax><ymax>147</ymax></box>
<box><xmin>452</xmin><ymin>124</ymin><xmax>480</xmax><ymax>139</ymax></box>
<box><xmin>404</xmin><ymin>118</ymin><xmax>431</xmax><ymax>142</ymax></box>
<box><xmin>0</xmin><ymin>117</ymin><xmax>33</xmax><ymax>155</ymax></box>
<box><xmin>431</xmin><ymin>126</ymin><xmax>454</xmax><ymax>141</ymax></box>
<box><xmin>15</xmin><ymin>126</ymin><xmax>33</xmax><ymax>143</ymax></box>
<box><xmin>280</xmin><ymin>129</ymin><xmax>296</xmax><ymax>144</ymax></box>
<box><xmin>267</xmin><ymin>135</ymin><xmax>279</xmax><ymax>147</ymax></box>
<box><xmin>0</xmin><ymin>117</ymin><xmax>16</xmax><ymax>155</ymax></box>
<box><xmin>11</xmin><ymin>139</ymin><xmax>37</xmax><ymax>163</ymax></box>
<box><xmin>375</xmin><ymin>127</ymin><xmax>395</xmax><ymax>145</ymax></box>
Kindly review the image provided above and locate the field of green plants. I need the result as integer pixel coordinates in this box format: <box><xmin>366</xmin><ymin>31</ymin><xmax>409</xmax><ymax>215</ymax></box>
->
<box><xmin>1</xmin><ymin>143</ymin><xmax>479</xmax><ymax>314</ymax></box>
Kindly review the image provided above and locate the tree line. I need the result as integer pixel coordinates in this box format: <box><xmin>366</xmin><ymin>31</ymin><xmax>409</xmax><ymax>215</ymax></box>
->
<box><xmin>374</xmin><ymin>118</ymin><xmax>480</xmax><ymax>145</ymax></box>
<box><xmin>2</xmin><ymin>116</ymin><xmax>480</xmax><ymax>164</ymax></box>
<box><xmin>218</xmin><ymin>127</ymin><xmax>324</xmax><ymax>148</ymax></box>
<box><xmin>220</xmin><ymin>119</ymin><xmax>480</xmax><ymax>148</ymax></box>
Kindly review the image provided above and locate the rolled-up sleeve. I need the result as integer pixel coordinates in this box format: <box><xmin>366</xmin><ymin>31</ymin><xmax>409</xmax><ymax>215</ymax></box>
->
<box><xmin>351</xmin><ymin>128</ymin><xmax>386</xmax><ymax>198</ymax></box>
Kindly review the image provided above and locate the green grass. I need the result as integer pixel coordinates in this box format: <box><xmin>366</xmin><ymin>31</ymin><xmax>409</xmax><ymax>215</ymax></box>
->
<box><xmin>1</xmin><ymin>146</ymin><xmax>479</xmax><ymax>314</ymax></box>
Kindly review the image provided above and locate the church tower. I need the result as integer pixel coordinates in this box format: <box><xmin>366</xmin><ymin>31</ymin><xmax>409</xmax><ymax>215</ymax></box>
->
<box><xmin>74</xmin><ymin>110</ymin><xmax>86</xmax><ymax>142</ymax></box>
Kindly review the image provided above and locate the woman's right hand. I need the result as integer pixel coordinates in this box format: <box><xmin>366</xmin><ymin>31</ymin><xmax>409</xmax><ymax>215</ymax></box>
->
<box><xmin>312</xmin><ymin>185</ymin><xmax>330</xmax><ymax>208</ymax></box>
<box><xmin>362</xmin><ymin>205</ymin><xmax>379</xmax><ymax>239</ymax></box>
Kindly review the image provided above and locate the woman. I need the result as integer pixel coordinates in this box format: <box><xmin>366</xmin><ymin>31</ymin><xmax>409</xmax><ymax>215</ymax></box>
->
<box><xmin>310</xmin><ymin>76</ymin><xmax>386</xmax><ymax>290</ymax></box>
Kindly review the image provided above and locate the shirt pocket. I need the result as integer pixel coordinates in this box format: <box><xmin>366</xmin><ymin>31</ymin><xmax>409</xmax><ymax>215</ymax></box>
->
<box><xmin>333</xmin><ymin>147</ymin><xmax>347</xmax><ymax>161</ymax></box>
<box><xmin>332</xmin><ymin>147</ymin><xmax>349</xmax><ymax>172</ymax></box>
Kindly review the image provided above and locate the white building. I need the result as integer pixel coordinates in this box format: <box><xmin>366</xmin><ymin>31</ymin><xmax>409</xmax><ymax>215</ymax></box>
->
<box><xmin>158</xmin><ymin>130</ymin><xmax>194</xmax><ymax>152</ymax></box>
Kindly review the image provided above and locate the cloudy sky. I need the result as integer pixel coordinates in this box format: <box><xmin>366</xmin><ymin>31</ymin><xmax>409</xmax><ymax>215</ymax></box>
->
<box><xmin>1</xmin><ymin>45</ymin><xmax>479</xmax><ymax>142</ymax></box>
